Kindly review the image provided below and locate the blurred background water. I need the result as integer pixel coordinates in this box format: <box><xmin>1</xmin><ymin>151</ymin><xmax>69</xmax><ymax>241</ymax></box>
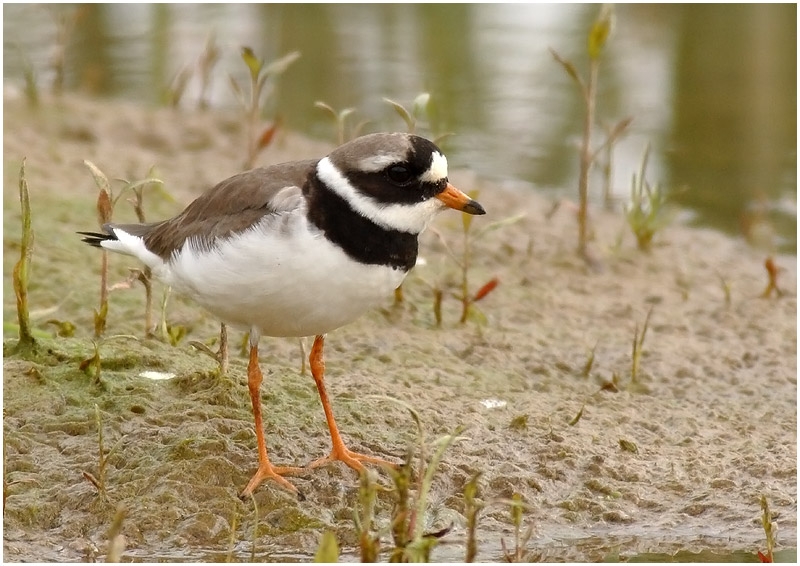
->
<box><xmin>4</xmin><ymin>3</ymin><xmax>796</xmax><ymax>253</ymax></box>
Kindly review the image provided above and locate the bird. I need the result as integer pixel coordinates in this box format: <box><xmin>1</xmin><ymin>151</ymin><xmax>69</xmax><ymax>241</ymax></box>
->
<box><xmin>79</xmin><ymin>132</ymin><xmax>486</xmax><ymax>499</ymax></box>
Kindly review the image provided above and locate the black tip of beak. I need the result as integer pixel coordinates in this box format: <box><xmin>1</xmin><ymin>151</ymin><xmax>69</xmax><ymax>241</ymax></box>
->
<box><xmin>463</xmin><ymin>200</ymin><xmax>486</xmax><ymax>215</ymax></box>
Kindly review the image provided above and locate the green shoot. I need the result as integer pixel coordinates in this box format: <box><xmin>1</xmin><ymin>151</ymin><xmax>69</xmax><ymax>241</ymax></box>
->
<box><xmin>166</xmin><ymin>65</ymin><xmax>193</xmax><ymax>108</ymax></box>
<box><xmin>761</xmin><ymin>257</ymin><xmax>784</xmax><ymax>298</ymax></box>
<box><xmin>625</xmin><ymin>143</ymin><xmax>672</xmax><ymax>251</ymax></box>
<box><xmin>314</xmin><ymin>530</ymin><xmax>340</xmax><ymax>563</ymax></box>
<box><xmin>314</xmin><ymin>102</ymin><xmax>369</xmax><ymax>145</ymax></box>
<box><xmin>230</xmin><ymin>47</ymin><xmax>300</xmax><ymax>169</ymax></box>
<box><xmin>432</xmin><ymin>209</ymin><xmax>521</xmax><ymax>325</ymax></box>
<box><xmin>464</xmin><ymin>474</ymin><xmax>483</xmax><ymax>562</ymax></box>
<box><xmin>568</xmin><ymin>404</ymin><xmax>585</xmax><ymax>426</ymax></box>
<box><xmin>13</xmin><ymin>158</ymin><xmax>37</xmax><ymax>355</ymax></box>
<box><xmin>500</xmin><ymin>493</ymin><xmax>534</xmax><ymax>562</ymax></box>
<box><xmin>354</xmin><ymin>469</ymin><xmax>380</xmax><ymax>562</ymax></box>
<box><xmin>582</xmin><ymin>340</ymin><xmax>599</xmax><ymax>377</ymax></box>
<box><xmin>79</xmin><ymin>334</ymin><xmax>138</xmax><ymax>385</ymax></box>
<box><xmin>82</xmin><ymin>404</ymin><xmax>125</xmax><ymax>501</ymax></box>
<box><xmin>225</xmin><ymin>505</ymin><xmax>238</xmax><ymax>563</ymax></box>
<box><xmin>197</xmin><ymin>33</ymin><xmax>221</xmax><ymax>110</ymax></box>
<box><xmin>17</xmin><ymin>47</ymin><xmax>40</xmax><ymax>107</ymax></box>
<box><xmin>105</xmin><ymin>504</ymin><xmax>127</xmax><ymax>562</ymax></box>
<box><xmin>630</xmin><ymin>307</ymin><xmax>653</xmax><ymax>384</ymax></box>
<box><xmin>384</xmin><ymin>92</ymin><xmax>431</xmax><ymax>134</ymax></box>
<box><xmin>551</xmin><ymin>5</ymin><xmax>631</xmax><ymax>263</ymax></box>
<box><xmin>84</xmin><ymin>160</ymin><xmax>113</xmax><ymax>337</ymax></box>
<box><xmin>759</xmin><ymin>495</ymin><xmax>776</xmax><ymax>563</ymax></box>
<box><xmin>715</xmin><ymin>270</ymin><xmax>732</xmax><ymax>306</ymax></box>
<box><xmin>45</xmin><ymin>5</ymin><xmax>84</xmax><ymax>96</ymax></box>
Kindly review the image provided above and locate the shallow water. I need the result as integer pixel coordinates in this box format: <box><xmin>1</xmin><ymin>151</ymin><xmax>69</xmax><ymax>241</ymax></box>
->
<box><xmin>3</xmin><ymin>3</ymin><xmax>796</xmax><ymax>251</ymax></box>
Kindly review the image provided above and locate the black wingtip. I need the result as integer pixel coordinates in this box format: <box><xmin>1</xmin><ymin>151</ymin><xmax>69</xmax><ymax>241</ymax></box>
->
<box><xmin>77</xmin><ymin>230</ymin><xmax>116</xmax><ymax>248</ymax></box>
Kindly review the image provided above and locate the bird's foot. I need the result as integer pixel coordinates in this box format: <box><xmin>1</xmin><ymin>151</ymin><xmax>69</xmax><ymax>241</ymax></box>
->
<box><xmin>308</xmin><ymin>443</ymin><xmax>397</xmax><ymax>472</ymax></box>
<box><xmin>239</xmin><ymin>462</ymin><xmax>305</xmax><ymax>501</ymax></box>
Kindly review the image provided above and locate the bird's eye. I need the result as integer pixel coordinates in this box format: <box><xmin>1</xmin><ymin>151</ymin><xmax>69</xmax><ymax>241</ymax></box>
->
<box><xmin>386</xmin><ymin>165</ymin><xmax>413</xmax><ymax>186</ymax></box>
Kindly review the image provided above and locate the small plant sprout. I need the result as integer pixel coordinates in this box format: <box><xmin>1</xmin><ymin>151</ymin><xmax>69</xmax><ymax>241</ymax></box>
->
<box><xmin>551</xmin><ymin>5</ymin><xmax>632</xmax><ymax>262</ymax></box>
<box><xmin>568</xmin><ymin>404</ymin><xmax>585</xmax><ymax>426</ymax></box>
<box><xmin>13</xmin><ymin>158</ymin><xmax>37</xmax><ymax>356</ymax></box>
<box><xmin>84</xmin><ymin>161</ymin><xmax>165</xmax><ymax>338</ymax></box>
<box><xmin>715</xmin><ymin>270</ymin><xmax>732</xmax><ymax>306</ymax></box>
<box><xmin>354</xmin><ymin>469</ymin><xmax>381</xmax><ymax>562</ymax></box>
<box><xmin>166</xmin><ymin>64</ymin><xmax>193</xmax><ymax>108</ymax></box>
<box><xmin>365</xmin><ymin>395</ymin><xmax>463</xmax><ymax>561</ymax></box>
<box><xmin>118</xmin><ymin>170</ymin><xmax>165</xmax><ymax>337</ymax></box>
<box><xmin>758</xmin><ymin>494</ymin><xmax>777</xmax><ymax>563</ymax></box>
<box><xmin>625</xmin><ymin>143</ymin><xmax>672</xmax><ymax>252</ymax></box>
<box><xmin>84</xmin><ymin>161</ymin><xmax>113</xmax><ymax>337</ymax></box>
<box><xmin>500</xmin><ymin>493</ymin><xmax>534</xmax><ymax>562</ymax></box>
<box><xmin>433</xmin><ymin>203</ymin><xmax>522</xmax><ymax>324</ymax></box>
<box><xmin>761</xmin><ymin>257</ymin><xmax>784</xmax><ymax>299</ymax></box>
<box><xmin>582</xmin><ymin>340</ymin><xmax>599</xmax><ymax>377</ymax></box>
<box><xmin>630</xmin><ymin>307</ymin><xmax>653</xmax><ymax>385</ymax></box>
<box><xmin>197</xmin><ymin>33</ymin><xmax>221</xmax><ymax>111</ymax></box>
<box><xmin>385</xmin><ymin>92</ymin><xmax>430</xmax><ymax>134</ymax></box>
<box><xmin>105</xmin><ymin>504</ymin><xmax>127</xmax><ymax>562</ymax></box>
<box><xmin>82</xmin><ymin>404</ymin><xmax>125</xmax><ymax>501</ymax></box>
<box><xmin>230</xmin><ymin>47</ymin><xmax>300</xmax><ymax>169</ymax></box>
<box><xmin>79</xmin><ymin>334</ymin><xmax>138</xmax><ymax>386</ymax></box>
<box><xmin>17</xmin><ymin>47</ymin><xmax>40</xmax><ymax>107</ymax></box>
<box><xmin>313</xmin><ymin>530</ymin><xmax>340</xmax><ymax>563</ymax></box>
<box><xmin>463</xmin><ymin>473</ymin><xmax>483</xmax><ymax>562</ymax></box>
<box><xmin>314</xmin><ymin>101</ymin><xmax>370</xmax><ymax>145</ymax></box>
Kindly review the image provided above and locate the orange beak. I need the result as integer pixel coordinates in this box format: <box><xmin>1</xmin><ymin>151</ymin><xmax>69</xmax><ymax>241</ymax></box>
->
<box><xmin>436</xmin><ymin>183</ymin><xmax>486</xmax><ymax>215</ymax></box>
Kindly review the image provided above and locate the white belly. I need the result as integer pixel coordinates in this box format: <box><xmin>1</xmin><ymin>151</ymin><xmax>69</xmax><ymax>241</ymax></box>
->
<box><xmin>159</xmin><ymin>215</ymin><xmax>407</xmax><ymax>337</ymax></box>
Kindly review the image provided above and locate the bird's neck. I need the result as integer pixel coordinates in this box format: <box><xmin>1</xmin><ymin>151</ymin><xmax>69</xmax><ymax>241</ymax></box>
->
<box><xmin>304</xmin><ymin>171</ymin><xmax>419</xmax><ymax>271</ymax></box>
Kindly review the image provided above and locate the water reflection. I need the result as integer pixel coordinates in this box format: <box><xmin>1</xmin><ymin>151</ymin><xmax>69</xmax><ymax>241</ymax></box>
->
<box><xmin>3</xmin><ymin>3</ymin><xmax>795</xmax><ymax>251</ymax></box>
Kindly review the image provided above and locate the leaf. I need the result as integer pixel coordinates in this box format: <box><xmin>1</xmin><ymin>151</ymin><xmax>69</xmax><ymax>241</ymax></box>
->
<box><xmin>84</xmin><ymin>160</ymin><xmax>111</xmax><ymax>195</ymax></box>
<box><xmin>240</xmin><ymin>46</ymin><xmax>262</xmax><ymax>81</ymax></box>
<box><xmin>256</xmin><ymin>120</ymin><xmax>280</xmax><ymax>151</ymax></box>
<box><xmin>549</xmin><ymin>47</ymin><xmax>582</xmax><ymax>87</ymax></box>
<box><xmin>314</xmin><ymin>101</ymin><xmax>337</xmax><ymax>119</ymax></box>
<box><xmin>85</xmin><ymin>160</ymin><xmax>113</xmax><ymax>224</ymax></box>
<box><xmin>588</xmin><ymin>4</ymin><xmax>615</xmax><ymax>60</ymax></box>
<box><xmin>384</xmin><ymin>97</ymin><xmax>414</xmax><ymax>131</ymax></box>
<box><xmin>263</xmin><ymin>50</ymin><xmax>301</xmax><ymax>77</ymax></box>
<box><xmin>123</xmin><ymin>177</ymin><xmax>164</xmax><ymax>193</ymax></box>
<box><xmin>472</xmin><ymin>278</ymin><xmax>499</xmax><ymax>302</ymax></box>
<box><xmin>46</xmin><ymin>319</ymin><xmax>76</xmax><ymax>338</ymax></box>
<box><xmin>93</xmin><ymin>302</ymin><xmax>108</xmax><ymax>337</ymax></box>
<box><xmin>314</xmin><ymin>530</ymin><xmax>339</xmax><ymax>562</ymax></box>
<box><xmin>228</xmin><ymin>75</ymin><xmax>246</xmax><ymax>107</ymax></box>
<box><xmin>79</xmin><ymin>352</ymin><xmax>99</xmax><ymax>373</ymax></box>
<box><xmin>412</xmin><ymin>92</ymin><xmax>431</xmax><ymax>119</ymax></box>
<box><xmin>568</xmin><ymin>405</ymin><xmax>585</xmax><ymax>426</ymax></box>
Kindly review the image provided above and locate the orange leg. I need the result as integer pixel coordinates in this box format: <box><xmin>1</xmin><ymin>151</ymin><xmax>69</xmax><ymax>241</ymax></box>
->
<box><xmin>307</xmin><ymin>335</ymin><xmax>396</xmax><ymax>471</ymax></box>
<box><xmin>239</xmin><ymin>340</ymin><xmax>303</xmax><ymax>499</ymax></box>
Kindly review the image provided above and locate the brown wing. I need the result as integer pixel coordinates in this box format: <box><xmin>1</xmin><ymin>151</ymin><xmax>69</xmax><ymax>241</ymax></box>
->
<box><xmin>126</xmin><ymin>160</ymin><xmax>317</xmax><ymax>260</ymax></box>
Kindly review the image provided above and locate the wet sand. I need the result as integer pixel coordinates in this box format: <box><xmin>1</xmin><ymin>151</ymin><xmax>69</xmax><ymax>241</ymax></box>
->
<box><xmin>3</xmin><ymin>93</ymin><xmax>796</xmax><ymax>561</ymax></box>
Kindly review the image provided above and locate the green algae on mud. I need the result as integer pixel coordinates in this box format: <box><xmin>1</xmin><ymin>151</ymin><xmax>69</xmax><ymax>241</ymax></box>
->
<box><xmin>3</xmin><ymin>93</ymin><xmax>797</xmax><ymax>561</ymax></box>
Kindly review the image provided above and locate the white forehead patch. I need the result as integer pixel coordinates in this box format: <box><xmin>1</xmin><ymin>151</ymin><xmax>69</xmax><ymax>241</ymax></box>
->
<box><xmin>357</xmin><ymin>153</ymin><xmax>403</xmax><ymax>172</ymax></box>
<box><xmin>421</xmin><ymin>151</ymin><xmax>448</xmax><ymax>183</ymax></box>
<box><xmin>317</xmin><ymin>157</ymin><xmax>444</xmax><ymax>234</ymax></box>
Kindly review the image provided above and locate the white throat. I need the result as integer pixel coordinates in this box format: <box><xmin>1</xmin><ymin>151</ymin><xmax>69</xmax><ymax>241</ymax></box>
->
<box><xmin>316</xmin><ymin>157</ymin><xmax>444</xmax><ymax>234</ymax></box>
